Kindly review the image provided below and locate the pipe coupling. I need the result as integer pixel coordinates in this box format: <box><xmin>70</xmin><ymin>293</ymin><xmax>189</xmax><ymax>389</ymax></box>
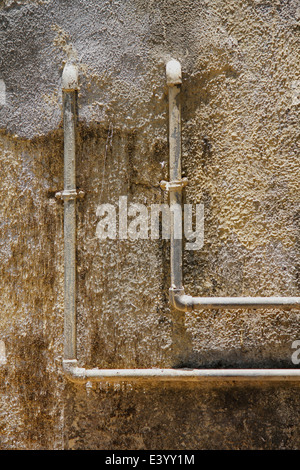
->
<box><xmin>55</xmin><ymin>189</ymin><xmax>85</xmax><ymax>201</ymax></box>
<box><xmin>160</xmin><ymin>178</ymin><xmax>188</xmax><ymax>192</ymax></box>
<box><xmin>166</xmin><ymin>59</ymin><xmax>182</xmax><ymax>86</ymax></box>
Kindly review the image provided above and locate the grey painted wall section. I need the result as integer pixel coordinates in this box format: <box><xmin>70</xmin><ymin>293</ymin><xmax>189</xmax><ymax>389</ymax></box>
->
<box><xmin>0</xmin><ymin>0</ymin><xmax>300</xmax><ymax>449</ymax></box>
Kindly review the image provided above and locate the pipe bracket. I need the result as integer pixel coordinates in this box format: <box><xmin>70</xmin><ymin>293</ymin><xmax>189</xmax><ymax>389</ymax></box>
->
<box><xmin>55</xmin><ymin>189</ymin><xmax>85</xmax><ymax>201</ymax></box>
<box><xmin>160</xmin><ymin>178</ymin><xmax>188</xmax><ymax>192</ymax></box>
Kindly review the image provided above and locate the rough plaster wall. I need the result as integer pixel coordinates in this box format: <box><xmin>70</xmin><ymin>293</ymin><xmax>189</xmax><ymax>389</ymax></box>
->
<box><xmin>0</xmin><ymin>0</ymin><xmax>300</xmax><ymax>450</ymax></box>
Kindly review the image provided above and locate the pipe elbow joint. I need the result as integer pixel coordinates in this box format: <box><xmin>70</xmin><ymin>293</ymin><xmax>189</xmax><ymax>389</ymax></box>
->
<box><xmin>166</xmin><ymin>59</ymin><xmax>182</xmax><ymax>86</ymax></box>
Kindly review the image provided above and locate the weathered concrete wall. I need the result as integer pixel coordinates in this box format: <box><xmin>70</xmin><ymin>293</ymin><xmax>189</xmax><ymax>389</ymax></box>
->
<box><xmin>0</xmin><ymin>0</ymin><xmax>300</xmax><ymax>449</ymax></box>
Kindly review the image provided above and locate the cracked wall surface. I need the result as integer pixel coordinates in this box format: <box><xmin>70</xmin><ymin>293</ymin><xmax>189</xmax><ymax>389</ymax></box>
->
<box><xmin>0</xmin><ymin>0</ymin><xmax>300</xmax><ymax>449</ymax></box>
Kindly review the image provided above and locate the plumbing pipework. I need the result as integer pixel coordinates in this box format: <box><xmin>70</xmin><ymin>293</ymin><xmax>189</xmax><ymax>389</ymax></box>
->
<box><xmin>161</xmin><ymin>59</ymin><xmax>300</xmax><ymax>313</ymax></box>
<box><xmin>58</xmin><ymin>62</ymin><xmax>300</xmax><ymax>384</ymax></box>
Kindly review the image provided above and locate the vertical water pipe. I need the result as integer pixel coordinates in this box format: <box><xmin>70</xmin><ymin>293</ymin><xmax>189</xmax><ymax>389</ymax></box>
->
<box><xmin>162</xmin><ymin>60</ymin><xmax>300</xmax><ymax>312</ymax></box>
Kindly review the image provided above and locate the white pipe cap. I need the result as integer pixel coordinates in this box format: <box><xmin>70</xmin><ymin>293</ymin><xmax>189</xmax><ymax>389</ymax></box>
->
<box><xmin>166</xmin><ymin>59</ymin><xmax>182</xmax><ymax>86</ymax></box>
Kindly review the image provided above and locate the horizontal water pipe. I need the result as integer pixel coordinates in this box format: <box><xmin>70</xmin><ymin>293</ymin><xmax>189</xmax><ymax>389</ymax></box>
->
<box><xmin>63</xmin><ymin>360</ymin><xmax>300</xmax><ymax>384</ymax></box>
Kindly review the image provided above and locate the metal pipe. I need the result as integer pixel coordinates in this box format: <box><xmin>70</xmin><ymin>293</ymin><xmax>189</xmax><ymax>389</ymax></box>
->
<box><xmin>163</xmin><ymin>59</ymin><xmax>300</xmax><ymax>312</ymax></box>
<box><xmin>168</xmin><ymin>60</ymin><xmax>183</xmax><ymax>290</ymax></box>
<box><xmin>59</xmin><ymin>61</ymin><xmax>300</xmax><ymax>384</ymax></box>
<box><xmin>170</xmin><ymin>292</ymin><xmax>300</xmax><ymax>312</ymax></box>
